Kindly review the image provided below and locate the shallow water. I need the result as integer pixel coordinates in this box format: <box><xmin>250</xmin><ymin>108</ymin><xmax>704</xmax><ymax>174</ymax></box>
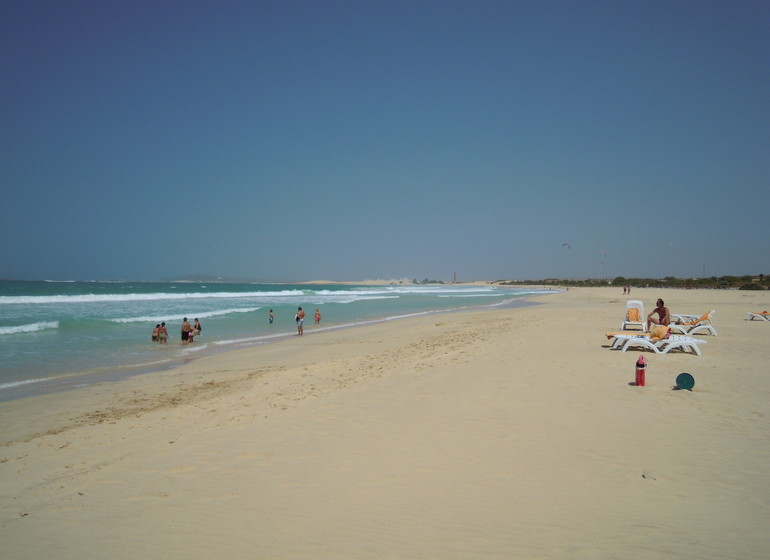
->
<box><xmin>0</xmin><ymin>281</ymin><xmax>552</xmax><ymax>400</ymax></box>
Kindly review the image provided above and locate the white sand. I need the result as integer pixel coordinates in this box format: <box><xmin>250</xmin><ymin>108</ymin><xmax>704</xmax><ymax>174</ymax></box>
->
<box><xmin>2</xmin><ymin>287</ymin><xmax>769</xmax><ymax>559</ymax></box>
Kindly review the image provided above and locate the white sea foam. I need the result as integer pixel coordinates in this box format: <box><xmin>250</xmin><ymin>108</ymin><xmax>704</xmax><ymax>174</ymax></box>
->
<box><xmin>0</xmin><ymin>321</ymin><xmax>59</xmax><ymax>335</ymax></box>
<box><xmin>385</xmin><ymin>286</ymin><xmax>496</xmax><ymax>294</ymax></box>
<box><xmin>214</xmin><ymin>332</ymin><xmax>287</xmax><ymax>346</ymax></box>
<box><xmin>0</xmin><ymin>376</ymin><xmax>59</xmax><ymax>389</ymax></box>
<box><xmin>0</xmin><ymin>290</ymin><xmax>304</xmax><ymax>305</ymax></box>
<box><xmin>183</xmin><ymin>343</ymin><xmax>209</xmax><ymax>353</ymax></box>
<box><xmin>313</xmin><ymin>287</ymin><xmax>495</xmax><ymax>296</ymax></box>
<box><xmin>109</xmin><ymin>307</ymin><xmax>261</xmax><ymax>323</ymax></box>
<box><xmin>309</xmin><ymin>295</ymin><xmax>399</xmax><ymax>304</ymax></box>
<box><xmin>314</xmin><ymin>289</ymin><xmax>391</xmax><ymax>296</ymax></box>
<box><xmin>0</xmin><ymin>286</ymin><xmax>498</xmax><ymax>306</ymax></box>
<box><xmin>383</xmin><ymin>311</ymin><xmax>433</xmax><ymax>320</ymax></box>
<box><xmin>437</xmin><ymin>293</ymin><xmax>499</xmax><ymax>298</ymax></box>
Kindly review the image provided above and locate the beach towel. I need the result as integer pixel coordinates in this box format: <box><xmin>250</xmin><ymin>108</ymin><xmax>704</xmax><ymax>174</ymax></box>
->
<box><xmin>682</xmin><ymin>312</ymin><xmax>710</xmax><ymax>326</ymax></box>
<box><xmin>650</xmin><ymin>325</ymin><xmax>670</xmax><ymax>341</ymax></box>
<box><xmin>627</xmin><ymin>308</ymin><xmax>640</xmax><ymax>322</ymax></box>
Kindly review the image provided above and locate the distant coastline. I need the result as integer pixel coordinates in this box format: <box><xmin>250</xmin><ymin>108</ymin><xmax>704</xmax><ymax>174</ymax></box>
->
<box><xmin>1</xmin><ymin>274</ymin><xmax>766</xmax><ymax>290</ymax></box>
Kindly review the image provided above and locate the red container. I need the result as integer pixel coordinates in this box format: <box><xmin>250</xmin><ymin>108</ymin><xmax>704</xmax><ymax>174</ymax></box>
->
<box><xmin>635</xmin><ymin>355</ymin><xmax>647</xmax><ymax>386</ymax></box>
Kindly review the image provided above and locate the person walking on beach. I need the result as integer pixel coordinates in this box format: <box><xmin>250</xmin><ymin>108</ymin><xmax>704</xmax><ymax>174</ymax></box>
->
<box><xmin>647</xmin><ymin>299</ymin><xmax>670</xmax><ymax>328</ymax></box>
<box><xmin>295</xmin><ymin>307</ymin><xmax>305</xmax><ymax>336</ymax></box>
<box><xmin>158</xmin><ymin>322</ymin><xmax>168</xmax><ymax>344</ymax></box>
<box><xmin>269</xmin><ymin>309</ymin><xmax>274</xmax><ymax>324</ymax></box>
<box><xmin>181</xmin><ymin>317</ymin><xmax>193</xmax><ymax>344</ymax></box>
<box><xmin>314</xmin><ymin>308</ymin><xmax>321</xmax><ymax>325</ymax></box>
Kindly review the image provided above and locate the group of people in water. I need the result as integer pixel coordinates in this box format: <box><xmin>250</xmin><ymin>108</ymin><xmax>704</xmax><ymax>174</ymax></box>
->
<box><xmin>151</xmin><ymin>318</ymin><xmax>202</xmax><ymax>344</ymax></box>
<box><xmin>150</xmin><ymin>307</ymin><xmax>322</xmax><ymax>344</ymax></box>
<box><xmin>275</xmin><ymin>306</ymin><xmax>321</xmax><ymax>336</ymax></box>
<box><xmin>269</xmin><ymin>307</ymin><xmax>321</xmax><ymax>336</ymax></box>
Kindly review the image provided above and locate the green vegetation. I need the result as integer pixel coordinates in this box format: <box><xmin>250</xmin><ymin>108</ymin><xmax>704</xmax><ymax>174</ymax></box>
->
<box><xmin>499</xmin><ymin>274</ymin><xmax>768</xmax><ymax>290</ymax></box>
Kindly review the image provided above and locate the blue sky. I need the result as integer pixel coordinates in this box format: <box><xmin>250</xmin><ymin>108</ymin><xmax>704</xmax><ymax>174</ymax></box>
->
<box><xmin>2</xmin><ymin>0</ymin><xmax>768</xmax><ymax>282</ymax></box>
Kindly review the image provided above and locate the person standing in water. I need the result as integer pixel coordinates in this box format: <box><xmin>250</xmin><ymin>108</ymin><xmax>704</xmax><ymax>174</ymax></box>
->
<box><xmin>269</xmin><ymin>309</ymin><xmax>274</xmax><ymax>324</ymax></box>
<box><xmin>181</xmin><ymin>317</ymin><xmax>193</xmax><ymax>344</ymax></box>
<box><xmin>295</xmin><ymin>307</ymin><xmax>305</xmax><ymax>336</ymax></box>
<box><xmin>314</xmin><ymin>308</ymin><xmax>321</xmax><ymax>325</ymax></box>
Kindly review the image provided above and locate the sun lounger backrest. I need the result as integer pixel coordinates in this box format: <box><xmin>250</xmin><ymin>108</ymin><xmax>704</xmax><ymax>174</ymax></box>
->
<box><xmin>621</xmin><ymin>300</ymin><xmax>646</xmax><ymax>331</ymax></box>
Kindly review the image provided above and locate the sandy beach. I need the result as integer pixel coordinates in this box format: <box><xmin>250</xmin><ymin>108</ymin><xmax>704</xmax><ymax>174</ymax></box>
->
<box><xmin>2</xmin><ymin>286</ymin><xmax>769</xmax><ymax>559</ymax></box>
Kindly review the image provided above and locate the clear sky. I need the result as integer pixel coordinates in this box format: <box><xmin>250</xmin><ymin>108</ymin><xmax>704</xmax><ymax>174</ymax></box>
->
<box><xmin>2</xmin><ymin>0</ymin><xmax>768</xmax><ymax>282</ymax></box>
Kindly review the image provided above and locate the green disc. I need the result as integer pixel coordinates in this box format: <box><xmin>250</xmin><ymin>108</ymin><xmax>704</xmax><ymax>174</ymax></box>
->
<box><xmin>676</xmin><ymin>373</ymin><xmax>695</xmax><ymax>391</ymax></box>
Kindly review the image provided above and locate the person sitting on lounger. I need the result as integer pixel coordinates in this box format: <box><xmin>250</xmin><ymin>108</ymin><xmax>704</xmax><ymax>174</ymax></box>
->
<box><xmin>647</xmin><ymin>298</ymin><xmax>670</xmax><ymax>328</ymax></box>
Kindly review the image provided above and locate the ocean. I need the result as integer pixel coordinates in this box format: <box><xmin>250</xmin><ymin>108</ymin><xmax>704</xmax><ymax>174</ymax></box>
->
<box><xmin>0</xmin><ymin>281</ymin><xmax>551</xmax><ymax>401</ymax></box>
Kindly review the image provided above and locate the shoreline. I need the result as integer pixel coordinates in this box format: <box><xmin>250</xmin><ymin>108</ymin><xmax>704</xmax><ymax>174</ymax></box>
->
<box><xmin>0</xmin><ymin>289</ymin><xmax>547</xmax><ymax>404</ymax></box>
<box><xmin>2</xmin><ymin>286</ymin><xmax>769</xmax><ymax>558</ymax></box>
<box><xmin>2</xmin><ymin>291</ymin><xmax>555</xmax><ymax>443</ymax></box>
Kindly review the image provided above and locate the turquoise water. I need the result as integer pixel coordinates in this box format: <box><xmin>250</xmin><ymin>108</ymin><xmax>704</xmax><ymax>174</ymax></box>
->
<box><xmin>0</xmin><ymin>281</ymin><xmax>551</xmax><ymax>400</ymax></box>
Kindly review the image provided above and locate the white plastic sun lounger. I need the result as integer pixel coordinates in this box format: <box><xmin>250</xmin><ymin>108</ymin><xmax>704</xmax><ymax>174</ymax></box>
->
<box><xmin>621</xmin><ymin>300</ymin><xmax>646</xmax><ymax>331</ymax></box>
<box><xmin>606</xmin><ymin>331</ymin><xmax>647</xmax><ymax>350</ymax></box>
<box><xmin>668</xmin><ymin>310</ymin><xmax>717</xmax><ymax>336</ymax></box>
<box><xmin>746</xmin><ymin>312</ymin><xmax>770</xmax><ymax>321</ymax></box>
<box><xmin>607</xmin><ymin>333</ymin><xmax>707</xmax><ymax>356</ymax></box>
<box><xmin>670</xmin><ymin>313</ymin><xmax>701</xmax><ymax>323</ymax></box>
